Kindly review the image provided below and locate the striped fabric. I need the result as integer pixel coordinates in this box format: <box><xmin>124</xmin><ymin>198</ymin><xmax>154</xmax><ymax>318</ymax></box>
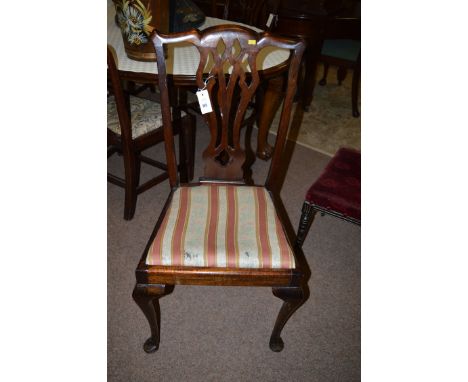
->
<box><xmin>146</xmin><ymin>185</ymin><xmax>295</xmax><ymax>269</ymax></box>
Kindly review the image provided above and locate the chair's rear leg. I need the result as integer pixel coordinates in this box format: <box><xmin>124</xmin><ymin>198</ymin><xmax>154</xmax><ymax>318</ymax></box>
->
<box><xmin>132</xmin><ymin>284</ymin><xmax>174</xmax><ymax>353</ymax></box>
<box><xmin>242</xmin><ymin>121</ymin><xmax>256</xmax><ymax>185</ymax></box>
<box><xmin>269</xmin><ymin>285</ymin><xmax>309</xmax><ymax>352</ymax></box>
<box><xmin>186</xmin><ymin>115</ymin><xmax>196</xmax><ymax>182</ymax></box>
<box><xmin>178</xmin><ymin>116</ymin><xmax>196</xmax><ymax>183</ymax></box>
<box><xmin>295</xmin><ymin>201</ymin><xmax>317</xmax><ymax>249</ymax></box>
<box><xmin>178</xmin><ymin>125</ymin><xmax>189</xmax><ymax>184</ymax></box>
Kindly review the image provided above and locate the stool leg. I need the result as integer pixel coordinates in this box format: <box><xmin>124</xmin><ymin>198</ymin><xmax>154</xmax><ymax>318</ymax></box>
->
<box><xmin>319</xmin><ymin>63</ymin><xmax>329</xmax><ymax>86</ymax></box>
<box><xmin>352</xmin><ymin>54</ymin><xmax>361</xmax><ymax>118</ymax></box>
<box><xmin>337</xmin><ymin>66</ymin><xmax>347</xmax><ymax>85</ymax></box>
<box><xmin>295</xmin><ymin>201</ymin><xmax>317</xmax><ymax>249</ymax></box>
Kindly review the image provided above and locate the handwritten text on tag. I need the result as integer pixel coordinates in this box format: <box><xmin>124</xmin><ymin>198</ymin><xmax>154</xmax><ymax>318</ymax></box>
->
<box><xmin>196</xmin><ymin>89</ymin><xmax>213</xmax><ymax>114</ymax></box>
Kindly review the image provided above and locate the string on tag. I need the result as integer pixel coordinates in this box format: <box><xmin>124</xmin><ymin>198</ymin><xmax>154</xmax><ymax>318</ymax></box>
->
<box><xmin>198</xmin><ymin>74</ymin><xmax>215</xmax><ymax>91</ymax></box>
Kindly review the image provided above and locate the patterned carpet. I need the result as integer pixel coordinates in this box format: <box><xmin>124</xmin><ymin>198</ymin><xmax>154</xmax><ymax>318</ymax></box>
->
<box><xmin>268</xmin><ymin>65</ymin><xmax>361</xmax><ymax>157</ymax></box>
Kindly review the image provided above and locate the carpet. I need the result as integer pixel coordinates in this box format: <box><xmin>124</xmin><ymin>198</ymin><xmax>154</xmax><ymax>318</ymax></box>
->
<box><xmin>268</xmin><ymin>65</ymin><xmax>361</xmax><ymax>157</ymax></box>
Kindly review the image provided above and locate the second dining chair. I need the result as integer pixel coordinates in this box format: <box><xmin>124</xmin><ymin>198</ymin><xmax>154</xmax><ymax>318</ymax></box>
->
<box><xmin>296</xmin><ymin>147</ymin><xmax>361</xmax><ymax>249</ymax></box>
<box><xmin>132</xmin><ymin>25</ymin><xmax>307</xmax><ymax>353</ymax></box>
<box><xmin>107</xmin><ymin>46</ymin><xmax>196</xmax><ymax>220</ymax></box>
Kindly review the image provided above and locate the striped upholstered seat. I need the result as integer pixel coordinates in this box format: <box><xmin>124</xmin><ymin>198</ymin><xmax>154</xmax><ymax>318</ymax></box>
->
<box><xmin>145</xmin><ymin>185</ymin><xmax>295</xmax><ymax>269</ymax></box>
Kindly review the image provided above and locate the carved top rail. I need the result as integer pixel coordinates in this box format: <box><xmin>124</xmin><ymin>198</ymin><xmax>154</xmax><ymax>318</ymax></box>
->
<box><xmin>152</xmin><ymin>25</ymin><xmax>305</xmax><ymax>187</ymax></box>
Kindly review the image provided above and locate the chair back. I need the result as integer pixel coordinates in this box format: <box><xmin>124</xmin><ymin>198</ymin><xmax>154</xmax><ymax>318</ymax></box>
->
<box><xmin>152</xmin><ymin>25</ymin><xmax>305</xmax><ymax>189</ymax></box>
<box><xmin>324</xmin><ymin>16</ymin><xmax>360</xmax><ymax>41</ymax></box>
<box><xmin>211</xmin><ymin>0</ymin><xmax>273</xmax><ymax>29</ymax></box>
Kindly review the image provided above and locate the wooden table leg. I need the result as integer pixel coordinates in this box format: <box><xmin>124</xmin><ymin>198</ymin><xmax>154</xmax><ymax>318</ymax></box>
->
<box><xmin>301</xmin><ymin>45</ymin><xmax>321</xmax><ymax>112</ymax></box>
<box><xmin>256</xmin><ymin>75</ymin><xmax>285</xmax><ymax>160</ymax></box>
<box><xmin>271</xmin><ymin>12</ymin><xmax>327</xmax><ymax>113</ymax></box>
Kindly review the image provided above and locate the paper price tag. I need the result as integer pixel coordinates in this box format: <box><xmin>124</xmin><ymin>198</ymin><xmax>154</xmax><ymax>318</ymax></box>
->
<box><xmin>196</xmin><ymin>89</ymin><xmax>213</xmax><ymax>114</ymax></box>
<box><xmin>266</xmin><ymin>13</ymin><xmax>277</xmax><ymax>28</ymax></box>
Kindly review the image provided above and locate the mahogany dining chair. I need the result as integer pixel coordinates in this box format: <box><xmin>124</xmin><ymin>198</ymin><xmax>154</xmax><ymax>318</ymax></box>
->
<box><xmin>132</xmin><ymin>25</ymin><xmax>308</xmax><ymax>353</ymax></box>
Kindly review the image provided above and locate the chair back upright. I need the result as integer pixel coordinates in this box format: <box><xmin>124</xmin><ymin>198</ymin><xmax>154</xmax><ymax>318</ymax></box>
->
<box><xmin>152</xmin><ymin>25</ymin><xmax>305</xmax><ymax>190</ymax></box>
<box><xmin>107</xmin><ymin>47</ymin><xmax>132</xmax><ymax>146</ymax></box>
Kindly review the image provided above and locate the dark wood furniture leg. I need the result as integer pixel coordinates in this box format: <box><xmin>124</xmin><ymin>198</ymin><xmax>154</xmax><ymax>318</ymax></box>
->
<box><xmin>169</xmin><ymin>87</ymin><xmax>196</xmax><ymax>183</ymax></box>
<box><xmin>178</xmin><ymin>127</ymin><xmax>189</xmax><ymax>184</ymax></box>
<box><xmin>132</xmin><ymin>284</ymin><xmax>175</xmax><ymax>353</ymax></box>
<box><xmin>123</xmin><ymin>148</ymin><xmax>138</xmax><ymax>220</ymax></box>
<box><xmin>178</xmin><ymin>88</ymin><xmax>196</xmax><ymax>182</ymax></box>
<box><xmin>178</xmin><ymin>118</ymin><xmax>196</xmax><ymax>183</ymax></box>
<box><xmin>270</xmin><ymin>12</ymin><xmax>327</xmax><ymax>113</ymax></box>
<box><xmin>269</xmin><ymin>285</ymin><xmax>309</xmax><ymax>352</ymax></box>
<box><xmin>319</xmin><ymin>63</ymin><xmax>330</xmax><ymax>86</ymax></box>
<box><xmin>351</xmin><ymin>54</ymin><xmax>361</xmax><ymax>118</ymax></box>
<box><xmin>337</xmin><ymin>66</ymin><xmax>347</xmax><ymax>85</ymax></box>
<box><xmin>301</xmin><ymin>45</ymin><xmax>321</xmax><ymax>112</ymax></box>
<box><xmin>295</xmin><ymin>201</ymin><xmax>317</xmax><ymax>249</ymax></box>
<box><xmin>256</xmin><ymin>75</ymin><xmax>285</xmax><ymax>160</ymax></box>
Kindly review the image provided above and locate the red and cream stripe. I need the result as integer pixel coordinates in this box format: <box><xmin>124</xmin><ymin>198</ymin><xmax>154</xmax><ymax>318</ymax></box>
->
<box><xmin>255</xmin><ymin>187</ymin><xmax>272</xmax><ymax>268</ymax></box>
<box><xmin>205</xmin><ymin>184</ymin><xmax>219</xmax><ymax>267</ymax></box>
<box><xmin>170</xmin><ymin>187</ymin><xmax>191</xmax><ymax>265</ymax></box>
<box><xmin>225</xmin><ymin>186</ymin><xmax>238</xmax><ymax>267</ymax></box>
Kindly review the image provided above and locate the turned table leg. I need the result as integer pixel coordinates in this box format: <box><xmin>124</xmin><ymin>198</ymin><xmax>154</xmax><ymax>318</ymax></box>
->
<box><xmin>301</xmin><ymin>45</ymin><xmax>321</xmax><ymax>112</ymax></box>
<box><xmin>256</xmin><ymin>75</ymin><xmax>285</xmax><ymax>160</ymax></box>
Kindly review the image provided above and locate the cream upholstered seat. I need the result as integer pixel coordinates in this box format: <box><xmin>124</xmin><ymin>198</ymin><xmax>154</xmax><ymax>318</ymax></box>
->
<box><xmin>145</xmin><ymin>185</ymin><xmax>295</xmax><ymax>269</ymax></box>
<box><xmin>107</xmin><ymin>95</ymin><xmax>185</xmax><ymax>139</ymax></box>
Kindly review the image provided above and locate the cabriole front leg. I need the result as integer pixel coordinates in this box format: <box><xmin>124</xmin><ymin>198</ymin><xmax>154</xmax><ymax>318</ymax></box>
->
<box><xmin>269</xmin><ymin>285</ymin><xmax>309</xmax><ymax>352</ymax></box>
<box><xmin>132</xmin><ymin>284</ymin><xmax>174</xmax><ymax>353</ymax></box>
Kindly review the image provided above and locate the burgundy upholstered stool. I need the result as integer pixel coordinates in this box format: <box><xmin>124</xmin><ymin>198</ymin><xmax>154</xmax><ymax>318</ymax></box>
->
<box><xmin>296</xmin><ymin>147</ymin><xmax>361</xmax><ymax>248</ymax></box>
